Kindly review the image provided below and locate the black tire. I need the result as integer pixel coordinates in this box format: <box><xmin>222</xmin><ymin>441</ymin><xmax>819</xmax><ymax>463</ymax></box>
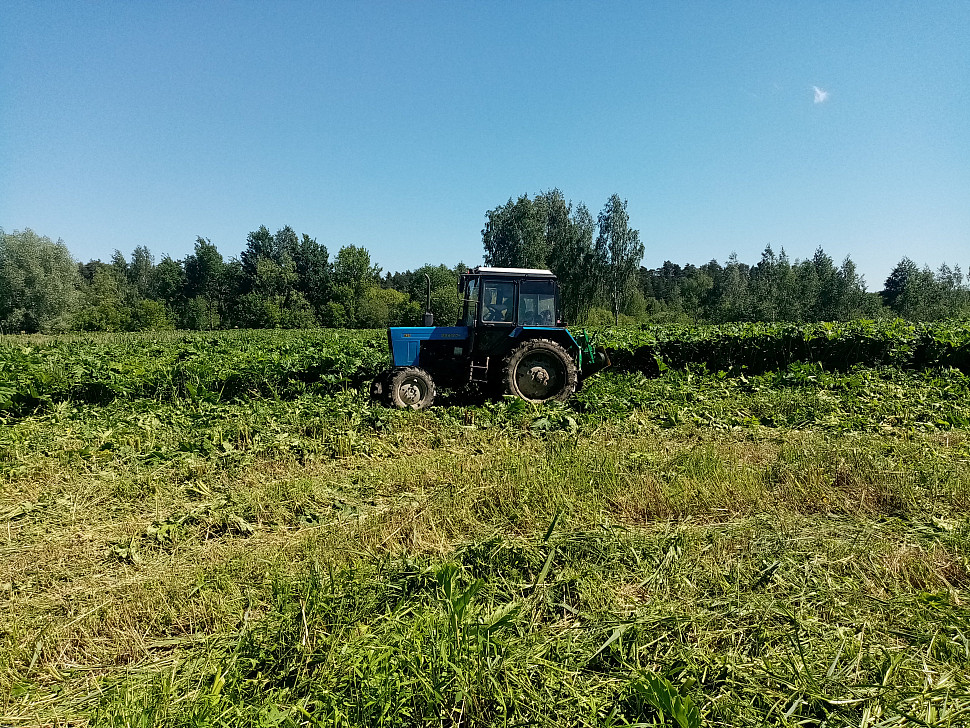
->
<box><xmin>503</xmin><ymin>339</ymin><xmax>578</xmax><ymax>403</ymax></box>
<box><xmin>388</xmin><ymin>367</ymin><xmax>436</xmax><ymax>410</ymax></box>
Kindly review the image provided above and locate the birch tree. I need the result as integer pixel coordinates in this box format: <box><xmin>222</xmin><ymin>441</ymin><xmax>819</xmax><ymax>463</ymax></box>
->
<box><xmin>595</xmin><ymin>195</ymin><xmax>644</xmax><ymax>324</ymax></box>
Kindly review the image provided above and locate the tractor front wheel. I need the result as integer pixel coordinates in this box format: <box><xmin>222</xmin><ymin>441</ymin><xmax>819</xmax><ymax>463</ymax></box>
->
<box><xmin>388</xmin><ymin>367</ymin><xmax>436</xmax><ymax>410</ymax></box>
<box><xmin>503</xmin><ymin>339</ymin><xmax>578</xmax><ymax>403</ymax></box>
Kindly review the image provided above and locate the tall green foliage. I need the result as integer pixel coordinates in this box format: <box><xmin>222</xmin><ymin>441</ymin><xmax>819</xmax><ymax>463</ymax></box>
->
<box><xmin>882</xmin><ymin>257</ymin><xmax>969</xmax><ymax>321</ymax></box>
<box><xmin>233</xmin><ymin>226</ymin><xmax>330</xmax><ymax>327</ymax></box>
<box><xmin>327</xmin><ymin>245</ymin><xmax>383</xmax><ymax>327</ymax></box>
<box><xmin>184</xmin><ymin>237</ymin><xmax>225</xmax><ymax>329</ymax></box>
<box><xmin>386</xmin><ymin>263</ymin><xmax>461</xmax><ymax>325</ymax></box>
<box><xmin>0</xmin><ymin>228</ymin><xmax>79</xmax><ymax>333</ymax></box>
<box><xmin>643</xmin><ymin>247</ymin><xmax>882</xmax><ymax>324</ymax></box>
<box><xmin>596</xmin><ymin>194</ymin><xmax>644</xmax><ymax>325</ymax></box>
<box><xmin>128</xmin><ymin>245</ymin><xmax>154</xmax><ymax>298</ymax></box>
<box><xmin>71</xmin><ymin>266</ymin><xmax>126</xmax><ymax>331</ymax></box>
<box><xmin>292</xmin><ymin>233</ymin><xmax>331</xmax><ymax>314</ymax></box>
<box><xmin>482</xmin><ymin>190</ymin><xmax>606</xmax><ymax>324</ymax></box>
<box><xmin>148</xmin><ymin>256</ymin><xmax>186</xmax><ymax>309</ymax></box>
<box><xmin>482</xmin><ymin>193</ymin><xmax>553</xmax><ymax>269</ymax></box>
<box><xmin>548</xmin><ymin>201</ymin><xmax>602</xmax><ymax>324</ymax></box>
<box><xmin>7</xmin><ymin>211</ymin><xmax>968</xmax><ymax>334</ymax></box>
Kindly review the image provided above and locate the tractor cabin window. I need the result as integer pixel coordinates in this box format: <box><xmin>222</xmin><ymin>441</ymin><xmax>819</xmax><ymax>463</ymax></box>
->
<box><xmin>462</xmin><ymin>278</ymin><xmax>479</xmax><ymax>326</ymax></box>
<box><xmin>482</xmin><ymin>282</ymin><xmax>515</xmax><ymax>324</ymax></box>
<box><xmin>518</xmin><ymin>280</ymin><xmax>556</xmax><ymax>326</ymax></box>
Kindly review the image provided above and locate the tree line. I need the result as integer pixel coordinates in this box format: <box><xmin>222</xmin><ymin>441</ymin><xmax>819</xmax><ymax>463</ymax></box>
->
<box><xmin>2</xmin><ymin>191</ymin><xmax>968</xmax><ymax>334</ymax></box>
<box><xmin>635</xmin><ymin>249</ymin><xmax>970</xmax><ymax>324</ymax></box>
<box><xmin>480</xmin><ymin>190</ymin><xmax>969</xmax><ymax>325</ymax></box>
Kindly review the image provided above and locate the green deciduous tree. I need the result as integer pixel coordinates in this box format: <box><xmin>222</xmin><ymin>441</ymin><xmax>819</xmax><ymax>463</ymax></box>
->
<box><xmin>71</xmin><ymin>266</ymin><xmax>125</xmax><ymax>331</ymax></box>
<box><xmin>547</xmin><ymin>201</ymin><xmax>602</xmax><ymax>325</ymax></box>
<box><xmin>240</xmin><ymin>226</ymin><xmax>276</xmax><ymax>280</ymax></box>
<box><xmin>333</xmin><ymin>245</ymin><xmax>381</xmax><ymax>293</ymax></box>
<box><xmin>707</xmin><ymin>254</ymin><xmax>752</xmax><ymax>323</ymax></box>
<box><xmin>810</xmin><ymin>250</ymin><xmax>876</xmax><ymax>320</ymax></box>
<box><xmin>0</xmin><ymin>228</ymin><xmax>80</xmax><ymax>333</ymax></box>
<box><xmin>482</xmin><ymin>194</ymin><xmax>552</xmax><ymax>269</ymax></box>
<box><xmin>749</xmin><ymin>245</ymin><xmax>803</xmax><ymax>321</ymax></box>
<box><xmin>329</xmin><ymin>245</ymin><xmax>381</xmax><ymax>327</ymax></box>
<box><xmin>237</xmin><ymin>226</ymin><xmax>329</xmax><ymax>325</ymax></box>
<box><xmin>125</xmin><ymin>299</ymin><xmax>174</xmax><ymax>331</ymax></box>
<box><xmin>882</xmin><ymin>257</ymin><xmax>937</xmax><ymax>320</ymax></box>
<box><xmin>482</xmin><ymin>190</ymin><xmax>605</xmax><ymax>324</ymax></box>
<box><xmin>393</xmin><ymin>264</ymin><xmax>461</xmax><ymax>325</ymax></box>
<box><xmin>184</xmin><ymin>237</ymin><xmax>225</xmax><ymax>329</ymax></box>
<box><xmin>595</xmin><ymin>194</ymin><xmax>644</xmax><ymax>325</ymax></box>
<box><xmin>128</xmin><ymin>245</ymin><xmax>154</xmax><ymax>298</ymax></box>
<box><xmin>149</xmin><ymin>256</ymin><xmax>186</xmax><ymax>308</ymax></box>
<box><xmin>881</xmin><ymin>257</ymin><xmax>968</xmax><ymax>321</ymax></box>
<box><xmin>357</xmin><ymin>286</ymin><xmax>410</xmax><ymax>328</ymax></box>
<box><xmin>293</xmin><ymin>233</ymin><xmax>331</xmax><ymax>315</ymax></box>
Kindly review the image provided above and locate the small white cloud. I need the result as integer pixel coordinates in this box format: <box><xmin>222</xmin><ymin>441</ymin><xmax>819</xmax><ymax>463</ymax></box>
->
<box><xmin>813</xmin><ymin>86</ymin><xmax>829</xmax><ymax>104</ymax></box>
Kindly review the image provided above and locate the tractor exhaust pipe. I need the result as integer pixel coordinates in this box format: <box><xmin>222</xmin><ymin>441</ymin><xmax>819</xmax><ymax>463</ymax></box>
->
<box><xmin>422</xmin><ymin>273</ymin><xmax>434</xmax><ymax>327</ymax></box>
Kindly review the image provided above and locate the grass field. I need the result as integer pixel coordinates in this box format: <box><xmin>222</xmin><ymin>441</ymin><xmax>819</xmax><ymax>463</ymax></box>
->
<box><xmin>2</xmin><ymin>327</ymin><xmax>969</xmax><ymax>727</ymax></box>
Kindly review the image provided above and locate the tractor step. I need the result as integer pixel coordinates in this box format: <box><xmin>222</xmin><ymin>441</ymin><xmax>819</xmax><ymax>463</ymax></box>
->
<box><xmin>469</xmin><ymin>356</ymin><xmax>490</xmax><ymax>383</ymax></box>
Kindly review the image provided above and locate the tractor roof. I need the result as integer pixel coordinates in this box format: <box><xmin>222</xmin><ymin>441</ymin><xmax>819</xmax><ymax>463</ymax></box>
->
<box><xmin>470</xmin><ymin>266</ymin><xmax>555</xmax><ymax>277</ymax></box>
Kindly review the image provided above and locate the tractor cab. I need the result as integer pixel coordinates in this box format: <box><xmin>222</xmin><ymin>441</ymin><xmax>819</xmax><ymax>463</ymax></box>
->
<box><xmin>458</xmin><ymin>267</ymin><xmax>559</xmax><ymax>329</ymax></box>
<box><xmin>372</xmin><ymin>266</ymin><xmax>609</xmax><ymax>409</ymax></box>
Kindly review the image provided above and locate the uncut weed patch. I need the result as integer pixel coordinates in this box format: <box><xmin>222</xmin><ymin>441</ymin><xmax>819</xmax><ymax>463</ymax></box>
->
<box><xmin>3</xmin><ymin>321</ymin><xmax>970</xmax><ymax>419</ymax></box>
<box><xmin>0</xmin><ymin>329</ymin><xmax>385</xmax><ymax>416</ymax></box>
<box><xmin>601</xmin><ymin>320</ymin><xmax>970</xmax><ymax>375</ymax></box>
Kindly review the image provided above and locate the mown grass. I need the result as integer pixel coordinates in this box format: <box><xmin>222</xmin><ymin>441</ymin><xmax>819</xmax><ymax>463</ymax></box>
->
<box><xmin>2</xmin><ymin>350</ymin><xmax>970</xmax><ymax>726</ymax></box>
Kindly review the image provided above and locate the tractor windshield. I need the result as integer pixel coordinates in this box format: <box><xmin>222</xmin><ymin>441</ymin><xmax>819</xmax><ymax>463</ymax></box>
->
<box><xmin>518</xmin><ymin>279</ymin><xmax>557</xmax><ymax>326</ymax></box>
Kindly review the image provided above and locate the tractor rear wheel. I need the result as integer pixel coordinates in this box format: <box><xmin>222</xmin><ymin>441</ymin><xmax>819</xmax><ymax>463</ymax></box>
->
<box><xmin>503</xmin><ymin>339</ymin><xmax>578</xmax><ymax>403</ymax></box>
<box><xmin>388</xmin><ymin>367</ymin><xmax>436</xmax><ymax>410</ymax></box>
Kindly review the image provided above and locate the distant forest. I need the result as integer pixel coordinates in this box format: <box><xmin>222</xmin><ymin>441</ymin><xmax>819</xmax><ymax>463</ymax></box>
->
<box><xmin>2</xmin><ymin>191</ymin><xmax>968</xmax><ymax>334</ymax></box>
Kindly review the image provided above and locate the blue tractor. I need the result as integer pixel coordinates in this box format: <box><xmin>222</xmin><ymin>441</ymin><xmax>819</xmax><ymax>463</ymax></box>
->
<box><xmin>371</xmin><ymin>266</ymin><xmax>609</xmax><ymax>409</ymax></box>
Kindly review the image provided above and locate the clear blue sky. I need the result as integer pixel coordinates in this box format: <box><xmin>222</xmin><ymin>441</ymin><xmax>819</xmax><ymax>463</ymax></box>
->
<box><xmin>2</xmin><ymin>1</ymin><xmax>968</xmax><ymax>290</ymax></box>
